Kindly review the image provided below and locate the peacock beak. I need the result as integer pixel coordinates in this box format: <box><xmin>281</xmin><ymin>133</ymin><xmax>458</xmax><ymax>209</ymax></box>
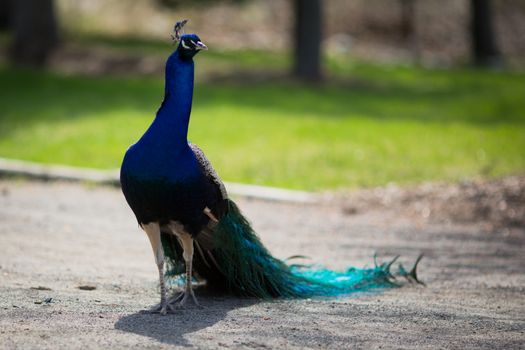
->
<box><xmin>195</xmin><ymin>41</ymin><xmax>208</xmax><ymax>50</ymax></box>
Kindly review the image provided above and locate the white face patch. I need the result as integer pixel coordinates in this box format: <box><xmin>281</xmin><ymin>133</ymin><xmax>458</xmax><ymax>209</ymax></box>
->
<box><xmin>181</xmin><ymin>39</ymin><xmax>191</xmax><ymax>49</ymax></box>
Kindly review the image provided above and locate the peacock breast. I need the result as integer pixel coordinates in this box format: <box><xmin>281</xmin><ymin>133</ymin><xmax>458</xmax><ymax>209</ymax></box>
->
<box><xmin>120</xmin><ymin>141</ymin><xmax>211</xmax><ymax>224</ymax></box>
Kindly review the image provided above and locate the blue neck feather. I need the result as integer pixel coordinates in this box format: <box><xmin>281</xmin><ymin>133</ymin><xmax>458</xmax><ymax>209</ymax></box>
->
<box><xmin>149</xmin><ymin>49</ymin><xmax>194</xmax><ymax>150</ymax></box>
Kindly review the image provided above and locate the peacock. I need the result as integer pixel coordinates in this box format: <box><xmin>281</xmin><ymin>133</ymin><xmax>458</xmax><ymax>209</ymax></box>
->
<box><xmin>120</xmin><ymin>20</ymin><xmax>423</xmax><ymax>315</ymax></box>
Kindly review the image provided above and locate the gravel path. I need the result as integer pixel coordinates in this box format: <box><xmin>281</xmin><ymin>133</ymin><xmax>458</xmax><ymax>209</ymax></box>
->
<box><xmin>0</xmin><ymin>180</ymin><xmax>524</xmax><ymax>349</ymax></box>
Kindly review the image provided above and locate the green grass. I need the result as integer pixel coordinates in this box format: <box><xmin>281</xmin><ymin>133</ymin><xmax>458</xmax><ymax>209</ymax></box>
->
<box><xmin>0</xmin><ymin>52</ymin><xmax>524</xmax><ymax>190</ymax></box>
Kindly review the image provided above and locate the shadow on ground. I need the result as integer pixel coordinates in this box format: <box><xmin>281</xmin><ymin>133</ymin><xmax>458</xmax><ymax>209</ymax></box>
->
<box><xmin>114</xmin><ymin>296</ymin><xmax>257</xmax><ymax>346</ymax></box>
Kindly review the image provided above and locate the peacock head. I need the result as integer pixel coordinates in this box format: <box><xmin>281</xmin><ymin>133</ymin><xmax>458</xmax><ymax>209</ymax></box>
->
<box><xmin>178</xmin><ymin>34</ymin><xmax>207</xmax><ymax>59</ymax></box>
<box><xmin>171</xmin><ymin>20</ymin><xmax>207</xmax><ymax>60</ymax></box>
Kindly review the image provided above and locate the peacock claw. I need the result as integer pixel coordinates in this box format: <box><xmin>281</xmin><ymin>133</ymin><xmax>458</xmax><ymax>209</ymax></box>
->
<box><xmin>169</xmin><ymin>289</ymin><xmax>202</xmax><ymax>308</ymax></box>
<box><xmin>141</xmin><ymin>302</ymin><xmax>176</xmax><ymax>315</ymax></box>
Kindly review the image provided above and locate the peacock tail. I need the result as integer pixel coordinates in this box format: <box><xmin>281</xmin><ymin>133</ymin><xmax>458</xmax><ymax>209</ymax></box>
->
<box><xmin>162</xmin><ymin>199</ymin><xmax>422</xmax><ymax>298</ymax></box>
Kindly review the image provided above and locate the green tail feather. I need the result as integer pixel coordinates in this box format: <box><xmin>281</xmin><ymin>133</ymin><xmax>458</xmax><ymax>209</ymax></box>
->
<box><xmin>212</xmin><ymin>200</ymin><xmax>320</xmax><ymax>297</ymax></box>
<box><xmin>163</xmin><ymin>199</ymin><xmax>423</xmax><ymax>298</ymax></box>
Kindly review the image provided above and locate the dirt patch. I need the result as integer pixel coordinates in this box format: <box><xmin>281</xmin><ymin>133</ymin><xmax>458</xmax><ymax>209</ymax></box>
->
<box><xmin>0</xmin><ymin>179</ymin><xmax>524</xmax><ymax>349</ymax></box>
<box><xmin>338</xmin><ymin>176</ymin><xmax>525</xmax><ymax>231</ymax></box>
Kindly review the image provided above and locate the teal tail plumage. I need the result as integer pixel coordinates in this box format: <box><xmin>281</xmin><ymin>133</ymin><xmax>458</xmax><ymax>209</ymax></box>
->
<box><xmin>162</xmin><ymin>199</ymin><xmax>423</xmax><ymax>298</ymax></box>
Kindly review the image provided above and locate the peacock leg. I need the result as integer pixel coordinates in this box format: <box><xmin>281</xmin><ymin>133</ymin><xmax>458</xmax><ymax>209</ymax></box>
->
<box><xmin>142</xmin><ymin>222</ymin><xmax>175</xmax><ymax>315</ymax></box>
<box><xmin>169</xmin><ymin>231</ymin><xmax>200</xmax><ymax>307</ymax></box>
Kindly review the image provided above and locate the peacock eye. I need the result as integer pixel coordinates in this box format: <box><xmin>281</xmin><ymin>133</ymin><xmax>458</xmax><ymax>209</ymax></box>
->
<box><xmin>181</xmin><ymin>40</ymin><xmax>191</xmax><ymax>49</ymax></box>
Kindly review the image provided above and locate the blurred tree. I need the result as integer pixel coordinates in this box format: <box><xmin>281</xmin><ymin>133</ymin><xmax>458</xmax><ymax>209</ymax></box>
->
<box><xmin>156</xmin><ymin>0</ymin><xmax>246</xmax><ymax>8</ymax></box>
<box><xmin>400</xmin><ymin>0</ymin><xmax>415</xmax><ymax>40</ymax></box>
<box><xmin>399</xmin><ymin>0</ymin><xmax>420</xmax><ymax>62</ymax></box>
<box><xmin>9</xmin><ymin>0</ymin><xmax>59</xmax><ymax>66</ymax></box>
<box><xmin>0</xmin><ymin>0</ymin><xmax>9</xmax><ymax>31</ymax></box>
<box><xmin>470</xmin><ymin>0</ymin><xmax>502</xmax><ymax>67</ymax></box>
<box><xmin>293</xmin><ymin>0</ymin><xmax>322</xmax><ymax>81</ymax></box>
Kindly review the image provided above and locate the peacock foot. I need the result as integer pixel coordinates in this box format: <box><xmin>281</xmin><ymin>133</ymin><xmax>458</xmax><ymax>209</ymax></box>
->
<box><xmin>141</xmin><ymin>302</ymin><xmax>176</xmax><ymax>315</ymax></box>
<box><xmin>168</xmin><ymin>288</ymin><xmax>202</xmax><ymax>308</ymax></box>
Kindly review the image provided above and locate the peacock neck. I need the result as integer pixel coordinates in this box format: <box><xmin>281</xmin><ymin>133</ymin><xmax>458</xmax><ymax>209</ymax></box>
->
<box><xmin>152</xmin><ymin>51</ymin><xmax>195</xmax><ymax>150</ymax></box>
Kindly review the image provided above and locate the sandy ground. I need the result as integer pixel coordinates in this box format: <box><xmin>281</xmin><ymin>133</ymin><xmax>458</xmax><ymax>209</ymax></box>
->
<box><xmin>0</xmin><ymin>179</ymin><xmax>524</xmax><ymax>349</ymax></box>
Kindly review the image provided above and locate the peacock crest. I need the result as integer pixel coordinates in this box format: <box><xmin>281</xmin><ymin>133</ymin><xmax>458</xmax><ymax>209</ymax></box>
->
<box><xmin>171</xmin><ymin>19</ymin><xmax>188</xmax><ymax>44</ymax></box>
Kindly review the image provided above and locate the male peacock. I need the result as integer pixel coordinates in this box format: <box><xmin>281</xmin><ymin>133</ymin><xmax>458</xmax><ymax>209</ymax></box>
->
<box><xmin>120</xmin><ymin>20</ymin><xmax>423</xmax><ymax>315</ymax></box>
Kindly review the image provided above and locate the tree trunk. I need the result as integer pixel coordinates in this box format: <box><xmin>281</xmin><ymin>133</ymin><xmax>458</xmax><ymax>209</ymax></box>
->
<box><xmin>470</xmin><ymin>0</ymin><xmax>502</xmax><ymax>67</ymax></box>
<box><xmin>400</xmin><ymin>0</ymin><xmax>415</xmax><ymax>40</ymax></box>
<box><xmin>9</xmin><ymin>0</ymin><xmax>59</xmax><ymax>66</ymax></box>
<box><xmin>0</xmin><ymin>0</ymin><xmax>10</xmax><ymax>31</ymax></box>
<box><xmin>293</xmin><ymin>0</ymin><xmax>322</xmax><ymax>81</ymax></box>
<box><xmin>399</xmin><ymin>0</ymin><xmax>420</xmax><ymax>63</ymax></box>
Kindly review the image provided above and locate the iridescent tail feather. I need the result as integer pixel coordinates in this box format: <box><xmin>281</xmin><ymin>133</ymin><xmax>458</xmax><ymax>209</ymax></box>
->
<box><xmin>162</xmin><ymin>199</ymin><xmax>424</xmax><ymax>298</ymax></box>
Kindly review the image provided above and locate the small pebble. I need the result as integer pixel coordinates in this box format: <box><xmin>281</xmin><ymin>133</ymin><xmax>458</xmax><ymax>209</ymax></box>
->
<box><xmin>30</xmin><ymin>286</ymin><xmax>52</xmax><ymax>291</ymax></box>
<box><xmin>78</xmin><ymin>285</ymin><xmax>96</xmax><ymax>291</ymax></box>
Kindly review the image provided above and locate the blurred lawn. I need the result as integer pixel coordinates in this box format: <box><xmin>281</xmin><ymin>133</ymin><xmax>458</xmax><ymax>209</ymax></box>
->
<box><xmin>0</xmin><ymin>47</ymin><xmax>524</xmax><ymax>190</ymax></box>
